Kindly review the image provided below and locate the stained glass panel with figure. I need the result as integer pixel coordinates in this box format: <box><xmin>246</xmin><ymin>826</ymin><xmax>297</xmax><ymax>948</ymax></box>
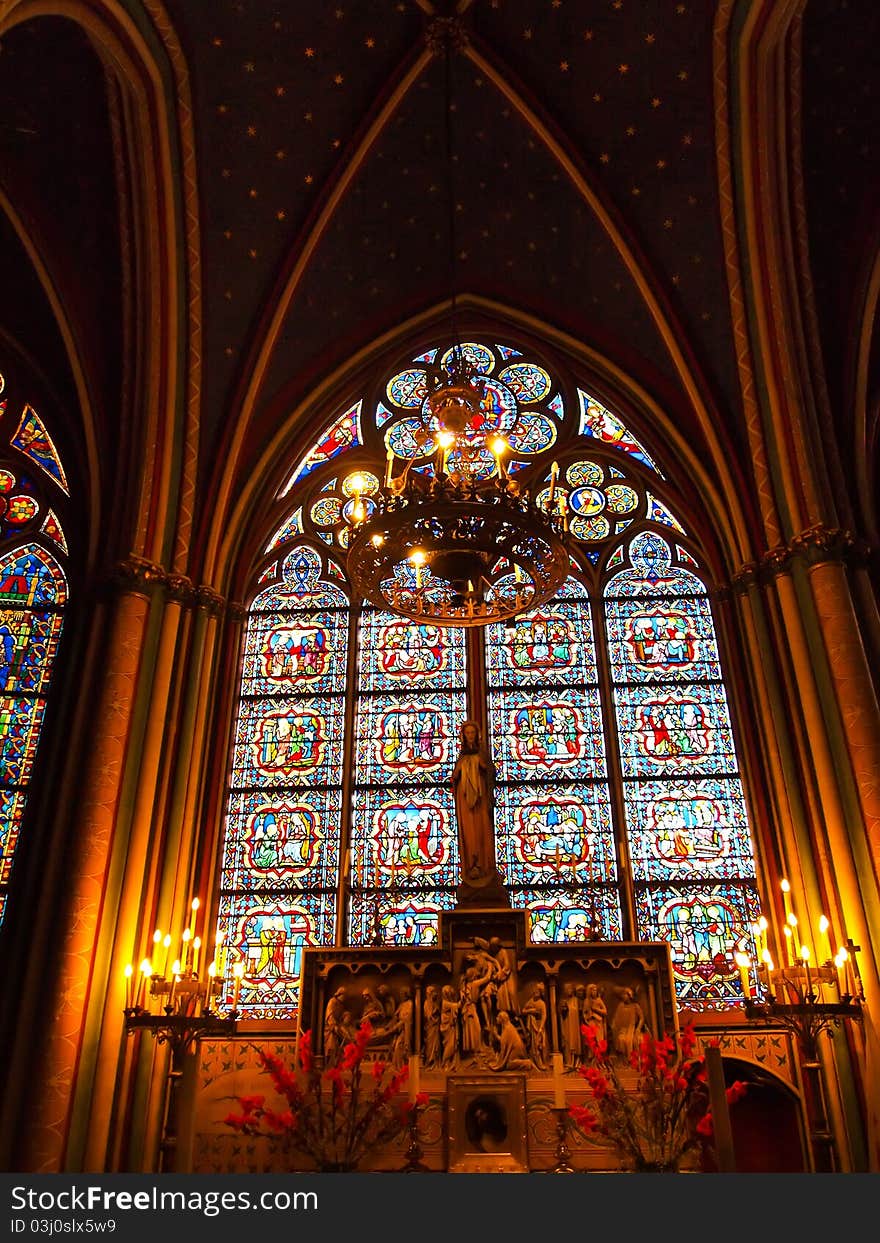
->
<box><xmin>605</xmin><ymin>532</ymin><xmax>760</xmax><ymax>1009</ymax></box>
<box><xmin>216</xmin><ymin>545</ymin><xmax>348</xmax><ymax>1018</ymax></box>
<box><xmin>350</xmin><ymin>609</ymin><xmax>467</xmax><ymax>945</ymax></box>
<box><xmin>486</xmin><ymin>579</ymin><xmax>621</xmax><ymax>940</ymax></box>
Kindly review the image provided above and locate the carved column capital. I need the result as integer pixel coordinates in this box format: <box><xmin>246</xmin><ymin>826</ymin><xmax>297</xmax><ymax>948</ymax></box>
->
<box><xmin>165</xmin><ymin>573</ymin><xmax>195</xmax><ymax>604</ymax></box>
<box><xmin>226</xmin><ymin>601</ymin><xmax>248</xmax><ymax>624</ymax></box>
<box><xmin>110</xmin><ymin>555</ymin><xmax>167</xmax><ymax>596</ymax></box>
<box><xmin>194</xmin><ymin>585</ymin><xmax>227</xmax><ymax>617</ymax></box>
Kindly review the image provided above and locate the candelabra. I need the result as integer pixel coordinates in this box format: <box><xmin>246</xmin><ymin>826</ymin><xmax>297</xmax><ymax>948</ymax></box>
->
<box><xmin>549</xmin><ymin>1107</ymin><xmax>575</xmax><ymax>1173</ymax></box>
<box><xmin>124</xmin><ymin>977</ymin><xmax>238</xmax><ymax>1172</ymax></box>
<box><xmin>744</xmin><ymin>953</ymin><xmax>863</xmax><ymax>1172</ymax></box>
<box><xmin>401</xmin><ymin>1101</ymin><xmax>430</xmax><ymax>1173</ymax></box>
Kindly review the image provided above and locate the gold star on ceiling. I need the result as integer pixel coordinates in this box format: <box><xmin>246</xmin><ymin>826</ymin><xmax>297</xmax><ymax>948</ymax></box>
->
<box><xmin>583</xmin><ymin>29</ymin><xmax>593</xmax><ymax>40</ymax></box>
<box><xmin>560</xmin><ymin>61</ymin><xmax>569</xmax><ymax>72</ymax></box>
<box><xmin>334</xmin><ymin>73</ymin><xmax>344</xmax><ymax>85</ymax></box>
<box><xmin>365</xmin><ymin>37</ymin><xmax>375</xmax><ymax>48</ymax></box>
<box><xmin>305</xmin><ymin>47</ymin><xmax>315</xmax><ymax>58</ymax></box>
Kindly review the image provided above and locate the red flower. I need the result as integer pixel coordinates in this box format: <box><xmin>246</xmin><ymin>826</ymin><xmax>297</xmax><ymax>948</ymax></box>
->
<box><xmin>569</xmin><ymin>1103</ymin><xmax>599</xmax><ymax>1133</ymax></box>
<box><xmin>371</xmin><ymin>1061</ymin><xmax>388</xmax><ymax>1081</ymax></box>
<box><xmin>679</xmin><ymin>1023</ymin><xmax>698</xmax><ymax>1058</ymax></box>
<box><xmin>726</xmin><ymin>1080</ymin><xmax>748</xmax><ymax>1104</ymax></box>
<box><xmin>238</xmin><ymin>1094</ymin><xmax>264</xmax><ymax>1115</ymax></box>
<box><xmin>222</xmin><ymin>1112</ymin><xmax>251</xmax><ymax>1130</ymax></box>
<box><xmin>298</xmin><ymin>1029</ymin><xmax>313</xmax><ymax>1072</ymax></box>
<box><xmin>696</xmin><ymin>1112</ymin><xmax>714</xmax><ymax>1137</ymax></box>
<box><xmin>262</xmin><ymin>1108</ymin><xmax>295</xmax><ymax>1133</ymax></box>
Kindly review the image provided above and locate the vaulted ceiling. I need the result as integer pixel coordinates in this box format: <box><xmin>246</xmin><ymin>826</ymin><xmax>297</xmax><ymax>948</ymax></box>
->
<box><xmin>0</xmin><ymin>0</ymin><xmax>878</xmax><ymax>562</ymax></box>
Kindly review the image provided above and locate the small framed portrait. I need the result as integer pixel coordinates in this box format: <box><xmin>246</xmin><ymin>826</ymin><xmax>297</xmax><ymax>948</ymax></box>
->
<box><xmin>447</xmin><ymin>1074</ymin><xmax>529</xmax><ymax>1173</ymax></box>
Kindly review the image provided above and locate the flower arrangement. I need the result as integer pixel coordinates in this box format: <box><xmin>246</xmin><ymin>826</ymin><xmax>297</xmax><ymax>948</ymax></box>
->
<box><xmin>224</xmin><ymin>1021</ymin><xmax>427</xmax><ymax>1171</ymax></box>
<box><xmin>568</xmin><ymin>1022</ymin><xmax>747</xmax><ymax>1172</ymax></box>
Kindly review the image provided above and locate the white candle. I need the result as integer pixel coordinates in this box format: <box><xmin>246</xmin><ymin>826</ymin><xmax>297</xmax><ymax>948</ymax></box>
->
<box><xmin>734</xmin><ymin>952</ymin><xmax>752</xmax><ymax>1000</ymax></box>
<box><xmin>408</xmin><ymin>1054</ymin><xmax>421</xmax><ymax>1103</ymax></box>
<box><xmin>123</xmin><ymin>963</ymin><xmax>134</xmax><ymax>1010</ymax></box>
<box><xmin>552</xmin><ymin>1051</ymin><xmax>566</xmax><ymax>1109</ymax></box>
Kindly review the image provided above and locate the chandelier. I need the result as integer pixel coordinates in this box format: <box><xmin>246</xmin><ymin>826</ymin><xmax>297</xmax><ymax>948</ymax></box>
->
<box><xmin>345</xmin><ymin>20</ymin><xmax>570</xmax><ymax>627</ymax></box>
<box><xmin>345</xmin><ymin>348</ymin><xmax>570</xmax><ymax>627</ymax></box>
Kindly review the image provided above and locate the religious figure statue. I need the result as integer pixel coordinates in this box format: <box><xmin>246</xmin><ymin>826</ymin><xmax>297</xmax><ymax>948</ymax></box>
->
<box><xmin>389</xmin><ymin>986</ymin><xmax>414</xmax><ymax>1069</ymax></box>
<box><xmin>474</xmin><ymin>935</ymin><xmax>518</xmax><ymax>1016</ymax></box>
<box><xmin>583</xmin><ymin>981</ymin><xmax>607</xmax><ymax>1046</ymax></box>
<box><xmin>440</xmin><ymin>983</ymin><xmax>461</xmax><ymax>1070</ymax></box>
<box><xmin>520</xmin><ymin>983</ymin><xmax>549</xmax><ymax>1070</ymax></box>
<box><xmin>559</xmin><ymin>981</ymin><xmax>583</xmax><ymax>1069</ymax></box>
<box><xmin>460</xmin><ymin>960</ymin><xmax>493</xmax><ymax>1058</ymax></box>
<box><xmin>610</xmin><ymin>985</ymin><xmax>649</xmax><ymax>1058</ymax></box>
<box><xmin>488</xmin><ymin>1010</ymin><xmax>534</xmax><ymax>1072</ymax></box>
<box><xmin>423</xmin><ymin>983</ymin><xmax>442</xmax><ymax>1068</ymax></box>
<box><xmin>323</xmin><ymin>986</ymin><xmax>347</xmax><ymax>1063</ymax></box>
<box><xmin>452</xmin><ymin>721</ymin><xmax>507</xmax><ymax>905</ymax></box>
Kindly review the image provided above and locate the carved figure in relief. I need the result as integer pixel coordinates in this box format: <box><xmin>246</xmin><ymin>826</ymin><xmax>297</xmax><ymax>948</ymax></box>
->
<box><xmin>390</xmin><ymin>986</ymin><xmax>414</xmax><ymax>1069</ymax></box>
<box><xmin>323</xmin><ymin>986</ymin><xmax>347</xmax><ymax>1063</ymax></box>
<box><xmin>440</xmin><ymin>984</ymin><xmax>461</xmax><ymax>1070</ymax></box>
<box><xmin>520</xmin><ymin>983</ymin><xmax>549</xmax><ymax>1070</ymax></box>
<box><xmin>559</xmin><ymin>981</ymin><xmax>583</xmax><ymax>1069</ymax></box>
<box><xmin>423</xmin><ymin>984</ymin><xmax>442</xmax><ymax>1068</ymax></box>
<box><xmin>583</xmin><ymin>982</ymin><xmax>607</xmax><ymax>1045</ymax></box>
<box><xmin>488</xmin><ymin>1010</ymin><xmax>534</xmax><ymax>1072</ymax></box>
<box><xmin>610</xmin><ymin>986</ymin><xmax>649</xmax><ymax>1058</ymax></box>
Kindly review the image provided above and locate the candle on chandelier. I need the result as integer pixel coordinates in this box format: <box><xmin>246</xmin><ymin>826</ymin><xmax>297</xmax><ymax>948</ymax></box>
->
<box><xmin>123</xmin><ymin>963</ymin><xmax>134</xmax><ymax>1011</ymax></box>
<box><xmin>168</xmin><ymin>960</ymin><xmax>182</xmax><ymax>1011</ymax></box>
<box><xmin>782</xmin><ymin>925</ymin><xmax>795</xmax><ymax>966</ymax></box>
<box><xmin>834</xmin><ymin>948</ymin><xmax>848</xmax><ymax>999</ymax></box>
<box><xmin>548</xmin><ymin>460</ymin><xmax>560</xmax><ymax>508</ymax></box>
<box><xmin>192</xmin><ymin>936</ymin><xmax>202</xmax><ymax>977</ymax></box>
<box><xmin>800</xmin><ymin>945</ymin><xmax>813</xmax><ymax>1000</ymax></box>
<box><xmin>384</xmin><ymin>448</ymin><xmax>395</xmax><ymax>488</ymax></box>
<box><xmin>182</xmin><ymin>926</ymin><xmax>193</xmax><ymax>971</ymax></box>
<box><xmin>137</xmin><ymin>959</ymin><xmax>153</xmax><ymax>1011</ymax></box>
<box><xmin>734</xmin><ymin>952</ymin><xmax>752</xmax><ymax>1000</ymax></box>
<box><xmin>232</xmin><ymin>961</ymin><xmax>245</xmax><ymax>1012</ymax></box>
<box><xmin>780</xmin><ymin>878</ymin><xmax>793</xmax><ymax>924</ymax></box>
<box><xmin>817</xmin><ymin>914</ymin><xmax>833</xmax><ymax>966</ymax></box>
<box><xmin>161</xmin><ymin>933</ymin><xmax>172</xmax><ymax>978</ymax></box>
<box><xmin>552</xmin><ymin>1051</ymin><xmax>566</xmax><ymax>1109</ymax></box>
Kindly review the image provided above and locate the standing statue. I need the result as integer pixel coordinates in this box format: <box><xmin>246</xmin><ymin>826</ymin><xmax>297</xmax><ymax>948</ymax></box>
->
<box><xmin>423</xmin><ymin>984</ymin><xmax>442</xmax><ymax>1068</ymax></box>
<box><xmin>521</xmin><ymin>983</ymin><xmax>549</xmax><ymax>1070</ymax></box>
<box><xmin>559</xmin><ymin>981</ymin><xmax>583</xmax><ymax>1069</ymax></box>
<box><xmin>323</xmin><ymin>986</ymin><xmax>347</xmax><ymax>1063</ymax></box>
<box><xmin>583</xmin><ymin>981</ymin><xmax>608</xmax><ymax>1046</ymax></box>
<box><xmin>452</xmin><ymin>721</ymin><xmax>508</xmax><ymax>905</ymax></box>
<box><xmin>389</xmin><ymin>986</ymin><xmax>414</xmax><ymax>1069</ymax></box>
<box><xmin>440</xmin><ymin>983</ymin><xmax>461</xmax><ymax>1070</ymax></box>
<box><xmin>610</xmin><ymin>985</ymin><xmax>648</xmax><ymax>1058</ymax></box>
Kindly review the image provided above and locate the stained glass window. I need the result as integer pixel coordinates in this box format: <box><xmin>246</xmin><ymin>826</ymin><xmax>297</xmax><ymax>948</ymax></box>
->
<box><xmin>349</xmin><ymin>611</ymin><xmax>467</xmax><ymax>946</ymax></box>
<box><xmin>0</xmin><ymin>373</ymin><xmax>70</xmax><ymax>926</ymax></box>
<box><xmin>486</xmin><ymin>578</ymin><xmax>623</xmax><ymax>943</ymax></box>
<box><xmin>604</xmin><ymin>532</ymin><xmax>760</xmax><ymax>1008</ymax></box>
<box><xmin>215</xmin><ymin>545</ymin><xmax>348</xmax><ymax>1018</ymax></box>
<box><xmin>219</xmin><ymin>336</ymin><xmax>764</xmax><ymax>1018</ymax></box>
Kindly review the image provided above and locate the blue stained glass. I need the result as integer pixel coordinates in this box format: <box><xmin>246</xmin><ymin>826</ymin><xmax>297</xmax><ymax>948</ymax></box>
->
<box><xmin>376</xmin><ymin>401</ymin><xmax>397</xmax><ymax>429</ymax></box>
<box><xmin>230</xmin><ymin>693</ymin><xmax>344</xmax><ymax>790</ymax></box>
<box><xmin>387</xmin><ymin>369</ymin><xmax>428</xmax><ymax>408</ymax></box>
<box><xmin>507</xmin><ymin>413</ymin><xmax>557</xmax><ymax>454</ymax></box>
<box><xmin>347</xmin><ymin>889</ymin><xmax>452</xmax><ymax>948</ymax></box>
<box><xmin>489</xmin><ymin>688</ymin><xmax>607</xmax><ymax>783</ymax></box>
<box><xmin>0</xmin><ymin>608</ymin><xmax>62</xmax><ymax>695</ymax></box>
<box><xmin>440</xmin><ymin>342</ymin><xmax>494</xmax><ymax>374</ymax></box>
<box><xmin>623</xmin><ymin>777</ymin><xmax>756</xmax><ymax>882</ymax></box>
<box><xmin>547</xmin><ymin>392</ymin><xmax>565</xmax><ymax>419</ymax></box>
<box><xmin>265</xmin><ymin>508</ymin><xmax>304</xmax><ymax>554</ymax></box>
<box><xmin>565</xmin><ymin>460</ymin><xmax>604</xmax><ymax>487</ymax></box>
<box><xmin>605</xmin><ymin>595</ymin><xmax>722</xmax><ymax>683</ymax></box>
<box><xmin>635</xmin><ymin>880</ymin><xmax>761</xmax><ymax>1010</ymax></box>
<box><xmin>606</xmin><ymin>535</ymin><xmax>704</xmax><ymax>596</ymax></box>
<box><xmin>605</xmin><ymin>484</ymin><xmax>638</xmax><ymax>514</ymax></box>
<box><xmin>647</xmin><ymin>493</ymin><xmax>686</xmax><ymax>533</ymax></box>
<box><xmin>577</xmin><ymin>390</ymin><xmax>660</xmax><ymax>473</ymax></box>
<box><xmin>498</xmin><ymin>362</ymin><xmax>552</xmax><ymax>403</ymax></box>
<box><xmin>221</xmin><ymin>788</ymin><xmax>343</xmax><ymax>891</ymax></box>
<box><xmin>242</xmin><ymin>607</ymin><xmax>348</xmax><ymax>697</ymax></box>
<box><xmin>676</xmin><ymin>545</ymin><xmax>700</xmax><ymax>568</ymax></box>
<box><xmin>612</xmin><ymin>683</ymin><xmax>737</xmax><ymax>778</ymax></box>
<box><xmin>495</xmin><ymin>344</ymin><xmax>522</xmax><ymax>360</ymax></box>
<box><xmin>0</xmin><ymin>790</ymin><xmax>25</xmax><ymax>883</ymax></box>
<box><xmin>310</xmin><ymin>497</ymin><xmax>342</xmax><ymax>526</ymax></box>
<box><xmin>606</xmin><ymin>544</ymin><xmax>625</xmax><ymax>569</ymax></box>
<box><xmin>350</xmin><ymin>786</ymin><xmax>458</xmax><ymax>887</ymax></box>
<box><xmin>354</xmin><ymin>694</ymin><xmax>462</xmax><ymax>784</ymax></box>
<box><xmin>11</xmin><ymin>405</ymin><xmax>69</xmax><ymax>493</ymax></box>
<box><xmin>485</xmin><ymin>586</ymin><xmax>597</xmax><ymax>688</ymax></box>
<box><xmin>584</xmin><ymin>550</ymin><xmax>601</xmax><ymax>566</ymax></box>
<box><xmin>494</xmin><ymin>782</ymin><xmax>617</xmax><ymax>886</ymax></box>
<box><xmin>521</xmin><ymin>886</ymin><xmax>624</xmax><ymax>943</ymax></box>
<box><xmin>358</xmin><ymin>610</ymin><xmax>465</xmax><ymax>691</ymax></box>
<box><xmin>0</xmin><ymin>696</ymin><xmax>46</xmax><ymax>785</ymax></box>
<box><xmin>215</xmin><ymin>891</ymin><xmax>335</xmax><ymax>1019</ymax></box>
<box><xmin>283</xmin><ymin>402</ymin><xmax>362</xmax><ymax>492</ymax></box>
<box><xmin>412</xmin><ymin>348</ymin><xmax>439</xmax><ymax>364</ymax></box>
<box><xmin>0</xmin><ymin>543</ymin><xmax>67</xmax><ymax>606</ymax></box>
<box><xmin>385</xmin><ymin>417</ymin><xmax>434</xmax><ymax>459</ymax></box>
